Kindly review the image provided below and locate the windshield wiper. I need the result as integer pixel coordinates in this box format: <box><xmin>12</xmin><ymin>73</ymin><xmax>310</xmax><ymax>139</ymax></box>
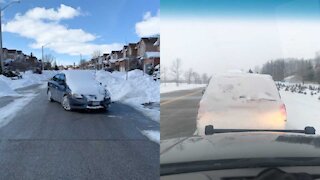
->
<box><xmin>205</xmin><ymin>125</ymin><xmax>316</xmax><ymax>135</ymax></box>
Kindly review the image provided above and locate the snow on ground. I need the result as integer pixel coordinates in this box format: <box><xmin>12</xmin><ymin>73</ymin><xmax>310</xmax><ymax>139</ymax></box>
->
<box><xmin>280</xmin><ymin>89</ymin><xmax>320</xmax><ymax>134</ymax></box>
<box><xmin>0</xmin><ymin>70</ymin><xmax>57</xmax><ymax>127</ymax></box>
<box><xmin>96</xmin><ymin>70</ymin><xmax>160</xmax><ymax>122</ymax></box>
<box><xmin>142</xmin><ymin>130</ymin><xmax>160</xmax><ymax>144</ymax></box>
<box><xmin>161</xmin><ymin>83</ymin><xmax>207</xmax><ymax>94</ymax></box>
<box><xmin>0</xmin><ymin>93</ymin><xmax>37</xmax><ymax>128</ymax></box>
<box><xmin>0</xmin><ymin>80</ymin><xmax>18</xmax><ymax>97</ymax></box>
<box><xmin>0</xmin><ymin>70</ymin><xmax>57</xmax><ymax>97</ymax></box>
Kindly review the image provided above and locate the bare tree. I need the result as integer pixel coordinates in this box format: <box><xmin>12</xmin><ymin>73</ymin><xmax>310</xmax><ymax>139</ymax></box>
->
<box><xmin>184</xmin><ymin>68</ymin><xmax>193</xmax><ymax>84</ymax></box>
<box><xmin>43</xmin><ymin>54</ymin><xmax>55</xmax><ymax>70</ymax></box>
<box><xmin>254</xmin><ymin>65</ymin><xmax>260</xmax><ymax>73</ymax></box>
<box><xmin>161</xmin><ymin>65</ymin><xmax>168</xmax><ymax>85</ymax></box>
<box><xmin>92</xmin><ymin>50</ymin><xmax>101</xmax><ymax>59</ymax></box>
<box><xmin>43</xmin><ymin>54</ymin><xmax>54</xmax><ymax>63</ymax></box>
<box><xmin>192</xmin><ymin>71</ymin><xmax>201</xmax><ymax>84</ymax></box>
<box><xmin>201</xmin><ymin>73</ymin><xmax>209</xmax><ymax>84</ymax></box>
<box><xmin>171</xmin><ymin>58</ymin><xmax>183</xmax><ymax>86</ymax></box>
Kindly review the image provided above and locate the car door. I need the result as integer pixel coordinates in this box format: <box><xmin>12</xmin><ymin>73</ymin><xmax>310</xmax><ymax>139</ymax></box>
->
<box><xmin>55</xmin><ymin>74</ymin><xmax>67</xmax><ymax>103</ymax></box>
<box><xmin>49</xmin><ymin>74</ymin><xmax>60</xmax><ymax>101</ymax></box>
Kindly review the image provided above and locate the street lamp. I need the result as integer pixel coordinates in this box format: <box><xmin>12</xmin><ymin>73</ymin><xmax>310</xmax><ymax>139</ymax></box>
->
<box><xmin>0</xmin><ymin>0</ymin><xmax>20</xmax><ymax>74</ymax></box>
<box><xmin>41</xmin><ymin>42</ymin><xmax>51</xmax><ymax>70</ymax></box>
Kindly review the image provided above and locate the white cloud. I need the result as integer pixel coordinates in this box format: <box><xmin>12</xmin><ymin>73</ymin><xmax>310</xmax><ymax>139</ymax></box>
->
<box><xmin>135</xmin><ymin>10</ymin><xmax>159</xmax><ymax>37</ymax></box>
<box><xmin>161</xmin><ymin>18</ymin><xmax>320</xmax><ymax>75</ymax></box>
<box><xmin>3</xmin><ymin>4</ymin><xmax>123</xmax><ymax>56</ymax></box>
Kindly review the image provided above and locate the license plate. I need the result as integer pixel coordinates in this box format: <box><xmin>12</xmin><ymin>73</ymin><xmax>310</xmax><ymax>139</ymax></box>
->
<box><xmin>91</xmin><ymin>101</ymin><xmax>100</xmax><ymax>106</ymax></box>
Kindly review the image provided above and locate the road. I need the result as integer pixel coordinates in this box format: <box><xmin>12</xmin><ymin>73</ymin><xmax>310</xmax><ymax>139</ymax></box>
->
<box><xmin>0</xmin><ymin>84</ymin><xmax>159</xmax><ymax>179</ymax></box>
<box><xmin>160</xmin><ymin>88</ymin><xmax>204</xmax><ymax>140</ymax></box>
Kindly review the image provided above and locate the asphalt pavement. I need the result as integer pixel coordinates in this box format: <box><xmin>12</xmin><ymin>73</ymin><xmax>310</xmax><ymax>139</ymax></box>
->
<box><xmin>0</xmin><ymin>84</ymin><xmax>159</xmax><ymax>180</ymax></box>
<box><xmin>160</xmin><ymin>88</ymin><xmax>204</xmax><ymax>140</ymax></box>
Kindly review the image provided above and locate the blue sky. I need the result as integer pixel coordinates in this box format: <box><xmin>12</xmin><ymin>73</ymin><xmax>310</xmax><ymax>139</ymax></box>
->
<box><xmin>1</xmin><ymin>0</ymin><xmax>159</xmax><ymax>65</ymax></box>
<box><xmin>161</xmin><ymin>0</ymin><xmax>320</xmax><ymax>19</ymax></box>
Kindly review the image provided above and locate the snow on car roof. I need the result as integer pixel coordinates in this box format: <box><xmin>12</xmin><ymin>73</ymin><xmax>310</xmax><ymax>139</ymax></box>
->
<box><xmin>204</xmin><ymin>73</ymin><xmax>280</xmax><ymax>104</ymax></box>
<box><xmin>61</xmin><ymin>70</ymin><xmax>103</xmax><ymax>96</ymax></box>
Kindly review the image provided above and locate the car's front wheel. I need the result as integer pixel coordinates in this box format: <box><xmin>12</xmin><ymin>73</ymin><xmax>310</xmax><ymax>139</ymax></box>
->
<box><xmin>62</xmin><ymin>95</ymin><xmax>71</xmax><ymax>111</ymax></box>
<box><xmin>47</xmin><ymin>90</ymin><xmax>53</xmax><ymax>102</ymax></box>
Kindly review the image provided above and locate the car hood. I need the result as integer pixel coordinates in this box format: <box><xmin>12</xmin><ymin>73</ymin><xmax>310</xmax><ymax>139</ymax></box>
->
<box><xmin>161</xmin><ymin>132</ymin><xmax>320</xmax><ymax>165</ymax></box>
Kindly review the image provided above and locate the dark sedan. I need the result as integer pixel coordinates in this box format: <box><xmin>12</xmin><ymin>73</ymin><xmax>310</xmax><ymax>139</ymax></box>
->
<box><xmin>47</xmin><ymin>70</ymin><xmax>111</xmax><ymax>111</ymax></box>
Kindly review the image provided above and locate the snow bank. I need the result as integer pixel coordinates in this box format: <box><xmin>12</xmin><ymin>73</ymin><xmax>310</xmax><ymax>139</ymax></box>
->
<box><xmin>0</xmin><ymin>79</ymin><xmax>18</xmax><ymax>97</ymax></box>
<box><xmin>95</xmin><ymin>70</ymin><xmax>160</xmax><ymax>122</ymax></box>
<box><xmin>0</xmin><ymin>70</ymin><xmax>57</xmax><ymax>97</ymax></box>
<box><xmin>161</xmin><ymin>83</ymin><xmax>207</xmax><ymax>94</ymax></box>
<box><xmin>142</xmin><ymin>130</ymin><xmax>160</xmax><ymax>144</ymax></box>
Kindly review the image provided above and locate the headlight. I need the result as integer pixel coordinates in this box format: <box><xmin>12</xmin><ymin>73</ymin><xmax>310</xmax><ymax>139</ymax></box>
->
<box><xmin>72</xmin><ymin>93</ymin><xmax>83</xmax><ymax>99</ymax></box>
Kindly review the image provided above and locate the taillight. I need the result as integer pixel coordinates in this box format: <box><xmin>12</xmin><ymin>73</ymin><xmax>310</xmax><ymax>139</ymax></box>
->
<box><xmin>280</xmin><ymin>104</ymin><xmax>287</xmax><ymax>121</ymax></box>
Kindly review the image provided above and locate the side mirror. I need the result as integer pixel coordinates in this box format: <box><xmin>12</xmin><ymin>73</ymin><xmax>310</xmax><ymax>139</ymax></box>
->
<box><xmin>305</xmin><ymin>126</ymin><xmax>316</xmax><ymax>134</ymax></box>
<box><xmin>205</xmin><ymin>125</ymin><xmax>214</xmax><ymax>135</ymax></box>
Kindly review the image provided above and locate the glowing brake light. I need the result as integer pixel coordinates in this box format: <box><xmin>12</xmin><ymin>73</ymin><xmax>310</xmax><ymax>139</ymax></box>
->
<box><xmin>280</xmin><ymin>104</ymin><xmax>287</xmax><ymax>121</ymax></box>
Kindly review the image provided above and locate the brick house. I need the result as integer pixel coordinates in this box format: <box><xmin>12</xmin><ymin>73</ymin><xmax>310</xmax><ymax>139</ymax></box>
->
<box><xmin>136</xmin><ymin>37</ymin><xmax>160</xmax><ymax>74</ymax></box>
<box><xmin>119</xmin><ymin>45</ymin><xmax>128</xmax><ymax>72</ymax></box>
<box><xmin>109</xmin><ymin>50</ymin><xmax>122</xmax><ymax>71</ymax></box>
<box><xmin>101</xmin><ymin>53</ymin><xmax>110</xmax><ymax>69</ymax></box>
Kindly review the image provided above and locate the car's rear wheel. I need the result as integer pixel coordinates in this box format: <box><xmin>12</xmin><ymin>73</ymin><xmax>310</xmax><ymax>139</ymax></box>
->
<box><xmin>62</xmin><ymin>95</ymin><xmax>71</xmax><ymax>111</ymax></box>
<box><xmin>47</xmin><ymin>90</ymin><xmax>53</xmax><ymax>102</ymax></box>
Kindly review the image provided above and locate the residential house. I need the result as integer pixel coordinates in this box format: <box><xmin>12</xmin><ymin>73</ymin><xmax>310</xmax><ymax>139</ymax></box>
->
<box><xmin>136</xmin><ymin>37</ymin><xmax>160</xmax><ymax>74</ymax></box>
<box><xmin>109</xmin><ymin>50</ymin><xmax>122</xmax><ymax>71</ymax></box>
<box><xmin>119</xmin><ymin>45</ymin><xmax>128</xmax><ymax>72</ymax></box>
<box><xmin>101</xmin><ymin>53</ymin><xmax>110</xmax><ymax>69</ymax></box>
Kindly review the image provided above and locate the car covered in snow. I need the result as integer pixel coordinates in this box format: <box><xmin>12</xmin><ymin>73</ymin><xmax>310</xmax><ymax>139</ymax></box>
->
<box><xmin>3</xmin><ymin>70</ymin><xmax>22</xmax><ymax>80</ymax></box>
<box><xmin>47</xmin><ymin>70</ymin><xmax>111</xmax><ymax>111</ymax></box>
<box><xmin>197</xmin><ymin>73</ymin><xmax>287</xmax><ymax>135</ymax></box>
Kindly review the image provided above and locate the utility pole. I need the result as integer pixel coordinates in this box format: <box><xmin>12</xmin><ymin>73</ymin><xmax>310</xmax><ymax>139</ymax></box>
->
<box><xmin>41</xmin><ymin>42</ymin><xmax>51</xmax><ymax>70</ymax></box>
<box><xmin>0</xmin><ymin>0</ymin><xmax>20</xmax><ymax>74</ymax></box>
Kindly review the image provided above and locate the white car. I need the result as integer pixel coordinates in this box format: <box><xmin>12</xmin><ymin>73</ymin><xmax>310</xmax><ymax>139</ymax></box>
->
<box><xmin>197</xmin><ymin>73</ymin><xmax>287</xmax><ymax>135</ymax></box>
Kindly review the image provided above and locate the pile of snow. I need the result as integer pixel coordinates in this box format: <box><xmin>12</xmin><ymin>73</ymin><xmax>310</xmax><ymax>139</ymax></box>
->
<box><xmin>95</xmin><ymin>69</ymin><xmax>160</xmax><ymax>122</ymax></box>
<box><xmin>142</xmin><ymin>130</ymin><xmax>160</xmax><ymax>144</ymax></box>
<box><xmin>0</xmin><ymin>70</ymin><xmax>57</xmax><ymax>97</ymax></box>
<box><xmin>0</xmin><ymin>80</ymin><xmax>18</xmax><ymax>97</ymax></box>
<box><xmin>161</xmin><ymin>83</ymin><xmax>207</xmax><ymax>94</ymax></box>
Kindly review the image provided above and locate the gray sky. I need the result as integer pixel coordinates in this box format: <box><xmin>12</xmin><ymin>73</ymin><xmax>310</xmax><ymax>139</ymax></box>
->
<box><xmin>161</xmin><ymin>18</ymin><xmax>320</xmax><ymax>76</ymax></box>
